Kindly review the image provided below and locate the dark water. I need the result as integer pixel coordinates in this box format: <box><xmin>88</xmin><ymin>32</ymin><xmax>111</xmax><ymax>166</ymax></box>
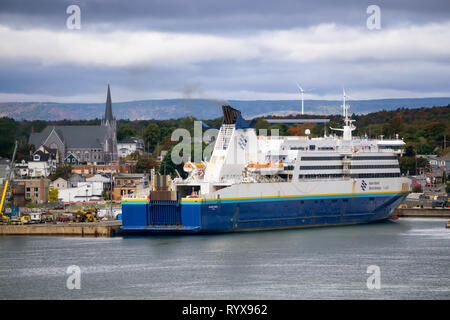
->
<box><xmin>0</xmin><ymin>218</ymin><xmax>449</xmax><ymax>299</ymax></box>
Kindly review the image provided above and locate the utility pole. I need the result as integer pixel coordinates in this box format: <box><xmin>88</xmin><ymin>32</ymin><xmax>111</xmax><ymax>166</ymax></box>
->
<box><xmin>110</xmin><ymin>149</ymin><xmax>113</xmax><ymax>219</ymax></box>
<box><xmin>415</xmin><ymin>154</ymin><xmax>418</xmax><ymax>176</ymax></box>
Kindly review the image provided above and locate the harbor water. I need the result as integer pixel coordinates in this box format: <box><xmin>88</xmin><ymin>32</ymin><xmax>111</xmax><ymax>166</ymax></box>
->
<box><xmin>0</xmin><ymin>218</ymin><xmax>449</xmax><ymax>299</ymax></box>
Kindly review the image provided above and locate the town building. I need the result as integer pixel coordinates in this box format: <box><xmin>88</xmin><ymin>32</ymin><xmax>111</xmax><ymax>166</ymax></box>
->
<box><xmin>51</xmin><ymin>177</ymin><xmax>68</xmax><ymax>190</ymax></box>
<box><xmin>118</xmin><ymin>137</ymin><xmax>145</xmax><ymax>158</ymax></box>
<box><xmin>112</xmin><ymin>173</ymin><xmax>149</xmax><ymax>200</ymax></box>
<box><xmin>71</xmin><ymin>161</ymin><xmax>136</xmax><ymax>175</ymax></box>
<box><xmin>0</xmin><ymin>157</ymin><xmax>11</xmax><ymax>186</ymax></box>
<box><xmin>15</xmin><ymin>178</ymin><xmax>51</xmax><ymax>204</ymax></box>
<box><xmin>58</xmin><ymin>181</ymin><xmax>104</xmax><ymax>203</ymax></box>
<box><xmin>68</xmin><ymin>173</ymin><xmax>86</xmax><ymax>188</ymax></box>
<box><xmin>28</xmin><ymin>85</ymin><xmax>118</xmax><ymax>164</ymax></box>
<box><xmin>15</xmin><ymin>149</ymin><xmax>57</xmax><ymax>177</ymax></box>
<box><xmin>86</xmin><ymin>174</ymin><xmax>111</xmax><ymax>192</ymax></box>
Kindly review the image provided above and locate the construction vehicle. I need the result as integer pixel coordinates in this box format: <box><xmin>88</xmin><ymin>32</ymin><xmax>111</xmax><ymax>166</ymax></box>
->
<box><xmin>18</xmin><ymin>214</ymin><xmax>31</xmax><ymax>224</ymax></box>
<box><xmin>0</xmin><ymin>141</ymin><xmax>18</xmax><ymax>224</ymax></box>
<box><xmin>73</xmin><ymin>208</ymin><xmax>98</xmax><ymax>223</ymax></box>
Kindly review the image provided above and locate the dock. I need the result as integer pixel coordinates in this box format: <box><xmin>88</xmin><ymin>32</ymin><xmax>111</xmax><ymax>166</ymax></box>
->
<box><xmin>397</xmin><ymin>208</ymin><xmax>450</xmax><ymax>218</ymax></box>
<box><xmin>0</xmin><ymin>221</ymin><xmax>121</xmax><ymax>237</ymax></box>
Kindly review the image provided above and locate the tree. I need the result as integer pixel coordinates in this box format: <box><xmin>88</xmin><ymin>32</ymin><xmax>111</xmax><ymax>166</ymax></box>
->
<box><xmin>0</xmin><ymin>118</ymin><xmax>20</xmax><ymax>158</ymax></box>
<box><xmin>136</xmin><ymin>156</ymin><xmax>158</xmax><ymax>173</ymax></box>
<box><xmin>255</xmin><ymin>119</ymin><xmax>270</xmax><ymax>133</ymax></box>
<box><xmin>48</xmin><ymin>189</ymin><xmax>59</xmax><ymax>202</ymax></box>
<box><xmin>49</xmin><ymin>165</ymin><xmax>72</xmax><ymax>181</ymax></box>
<box><xmin>143</xmin><ymin>123</ymin><xmax>161</xmax><ymax>153</ymax></box>
<box><xmin>399</xmin><ymin>156</ymin><xmax>429</xmax><ymax>175</ymax></box>
<box><xmin>159</xmin><ymin>144</ymin><xmax>187</xmax><ymax>178</ymax></box>
<box><xmin>117</xmin><ymin>125</ymin><xmax>137</xmax><ymax>141</ymax></box>
<box><xmin>404</xmin><ymin>145</ymin><xmax>416</xmax><ymax>157</ymax></box>
<box><xmin>382</xmin><ymin>115</ymin><xmax>404</xmax><ymax>138</ymax></box>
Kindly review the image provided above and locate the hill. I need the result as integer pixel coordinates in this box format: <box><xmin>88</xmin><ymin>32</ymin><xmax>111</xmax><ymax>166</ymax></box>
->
<box><xmin>1</xmin><ymin>97</ymin><xmax>450</xmax><ymax>121</ymax></box>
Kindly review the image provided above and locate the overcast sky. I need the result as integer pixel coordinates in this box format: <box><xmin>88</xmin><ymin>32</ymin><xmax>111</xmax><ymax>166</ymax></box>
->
<box><xmin>0</xmin><ymin>0</ymin><xmax>449</xmax><ymax>102</ymax></box>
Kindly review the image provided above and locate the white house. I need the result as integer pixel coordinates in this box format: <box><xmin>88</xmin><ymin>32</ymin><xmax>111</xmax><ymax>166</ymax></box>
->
<box><xmin>57</xmin><ymin>181</ymin><xmax>103</xmax><ymax>202</ymax></box>
<box><xmin>117</xmin><ymin>137</ymin><xmax>144</xmax><ymax>158</ymax></box>
<box><xmin>15</xmin><ymin>150</ymin><xmax>57</xmax><ymax>178</ymax></box>
<box><xmin>51</xmin><ymin>177</ymin><xmax>68</xmax><ymax>190</ymax></box>
<box><xmin>86</xmin><ymin>174</ymin><xmax>112</xmax><ymax>193</ymax></box>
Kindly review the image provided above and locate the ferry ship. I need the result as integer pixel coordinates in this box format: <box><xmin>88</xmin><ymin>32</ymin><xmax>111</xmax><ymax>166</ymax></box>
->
<box><xmin>121</xmin><ymin>95</ymin><xmax>411</xmax><ymax>234</ymax></box>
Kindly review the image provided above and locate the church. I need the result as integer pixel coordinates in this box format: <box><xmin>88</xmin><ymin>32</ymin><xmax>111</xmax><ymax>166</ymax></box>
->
<box><xmin>29</xmin><ymin>85</ymin><xmax>118</xmax><ymax>164</ymax></box>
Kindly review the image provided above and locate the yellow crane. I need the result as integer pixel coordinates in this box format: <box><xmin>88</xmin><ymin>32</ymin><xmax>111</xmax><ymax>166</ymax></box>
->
<box><xmin>1</xmin><ymin>141</ymin><xmax>18</xmax><ymax>224</ymax></box>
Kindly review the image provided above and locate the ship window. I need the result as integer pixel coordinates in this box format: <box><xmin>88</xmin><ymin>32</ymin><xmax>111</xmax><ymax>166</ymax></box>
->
<box><xmin>301</xmin><ymin>156</ymin><xmax>344</xmax><ymax>161</ymax></box>
<box><xmin>300</xmin><ymin>165</ymin><xmax>344</xmax><ymax>170</ymax></box>
<box><xmin>309</xmin><ymin>145</ymin><xmax>316</xmax><ymax>150</ymax></box>
<box><xmin>349</xmin><ymin>164</ymin><xmax>399</xmax><ymax>169</ymax></box>
<box><xmin>350</xmin><ymin>172</ymin><xmax>401</xmax><ymax>178</ymax></box>
<box><xmin>352</xmin><ymin>156</ymin><xmax>397</xmax><ymax>160</ymax></box>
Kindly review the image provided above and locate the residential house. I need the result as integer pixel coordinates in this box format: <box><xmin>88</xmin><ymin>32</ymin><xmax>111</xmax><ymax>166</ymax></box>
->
<box><xmin>437</xmin><ymin>153</ymin><xmax>450</xmax><ymax>172</ymax></box>
<box><xmin>15</xmin><ymin>150</ymin><xmax>57</xmax><ymax>178</ymax></box>
<box><xmin>112</xmin><ymin>173</ymin><xmax>149</xmax><ymax>200</ymax></box>
<box><xmin>86</xmin><ymin>174</ymin><xmax>111</xmax><ymax>192</ymax></box>
<box><xmin>118</xmin><ymin>137</ymin><xmax>145</xmax><ymax>158</ymax></box>
<box><xmin>51</xmin><ymin>177</ymin><xmax>68</xmax><ymax>190</ymax></box>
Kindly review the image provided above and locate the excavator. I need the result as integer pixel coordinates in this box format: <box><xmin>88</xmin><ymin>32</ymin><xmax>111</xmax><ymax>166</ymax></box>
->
<box><xmin>0</xmin><ymin>141</ymin><xmax>18</xmax><ymax>225</ymax></box>
<box><xmin>73</xmin><ymin>208</ymin><xmax>98</xmax><ymax>223</ymax></box>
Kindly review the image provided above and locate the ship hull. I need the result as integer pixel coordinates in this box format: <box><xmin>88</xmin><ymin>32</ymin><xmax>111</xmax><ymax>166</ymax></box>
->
<box><xmin>121</xmin><ymin>179</ymin><xmax>409</xmax><ymax>234</ymax></box>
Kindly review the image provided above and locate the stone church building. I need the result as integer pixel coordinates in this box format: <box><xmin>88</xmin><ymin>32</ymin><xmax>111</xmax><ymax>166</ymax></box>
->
<box><xmin>29</xmin><ymin>85</ymin><xmax>118</xmax><ymax>164</ymax></box>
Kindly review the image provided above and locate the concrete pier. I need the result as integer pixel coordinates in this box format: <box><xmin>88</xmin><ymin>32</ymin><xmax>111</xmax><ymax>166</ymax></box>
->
<box><xmin>397</xmin><ymin>208</ymin><xmax>450</xmax><ymax>218</ymax></box>
<box><xmin>0</xmin><ymin>221</ymin><xmax>121</xmax><ymax>237</ymax></box>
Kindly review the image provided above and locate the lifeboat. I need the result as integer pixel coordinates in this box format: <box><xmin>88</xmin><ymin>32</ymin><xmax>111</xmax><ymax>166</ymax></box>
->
<box><xmin>183</xmin><ymin>162</ymin><xmax>206</xmax><ymax>172</ymax></box>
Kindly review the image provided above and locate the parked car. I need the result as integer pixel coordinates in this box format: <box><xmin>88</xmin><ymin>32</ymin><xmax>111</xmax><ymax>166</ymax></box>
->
<box><xmin>58</xmin><ymin>216</ymin><xmax>71</xmax><ymax>222</ymax></box>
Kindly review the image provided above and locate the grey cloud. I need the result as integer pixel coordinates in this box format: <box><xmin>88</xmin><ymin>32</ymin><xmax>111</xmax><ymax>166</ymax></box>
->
<box><xmin>0</xmin><ymin>0</ymin><xmax>449</xmax><ymax>33</ymax></box>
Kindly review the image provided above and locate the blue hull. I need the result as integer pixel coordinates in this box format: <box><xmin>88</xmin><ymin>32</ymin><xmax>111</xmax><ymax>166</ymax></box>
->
<box><xmin>121</xmin><ymin>193</ymin><xmax>407</xmax><ymax>234</ymax></box>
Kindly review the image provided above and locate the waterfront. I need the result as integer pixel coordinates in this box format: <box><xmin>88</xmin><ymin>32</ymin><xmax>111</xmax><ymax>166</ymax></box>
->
<box><xmin>0</xmin><ymin>218</ymin><xmax>449</xmax><ymax>299</ymax></box>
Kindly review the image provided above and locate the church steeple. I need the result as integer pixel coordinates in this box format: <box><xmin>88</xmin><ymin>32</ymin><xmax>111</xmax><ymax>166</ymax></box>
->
<box><xmin>104</xmin><ymin>84</ymin><xmax>113</xmax><ymax>123</ymax></box>
<box><xmin>102</xmin><ymin>84</ymin><xmax>117</xmax><ymax>161</ymax></box>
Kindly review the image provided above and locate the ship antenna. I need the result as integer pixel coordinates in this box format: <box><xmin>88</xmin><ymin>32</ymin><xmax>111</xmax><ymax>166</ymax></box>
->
<box><xmin>329</xmin><ymin>87</ymin><xmax>356</xmax><ymax>140</ymax></box>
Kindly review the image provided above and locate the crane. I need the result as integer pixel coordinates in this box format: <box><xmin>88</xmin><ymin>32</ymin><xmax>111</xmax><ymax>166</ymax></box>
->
<box><xmin>0</xmin><ymin>141</ymin><xmax>18</xmax><ymax>223</ymax></box>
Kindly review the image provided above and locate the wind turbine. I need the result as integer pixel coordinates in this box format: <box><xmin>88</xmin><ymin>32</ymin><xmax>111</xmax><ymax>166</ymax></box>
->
<box><xmin>295</xmin><ymin>82</ymin><xmax>305</xmax><ymax>115</ymax></box>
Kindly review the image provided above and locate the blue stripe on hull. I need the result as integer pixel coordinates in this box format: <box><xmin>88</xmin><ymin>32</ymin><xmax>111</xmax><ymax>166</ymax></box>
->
<box><xmin>120</xmin><ymin>194</ymin><xmax>407</xmax><ymax>234</ymax></box>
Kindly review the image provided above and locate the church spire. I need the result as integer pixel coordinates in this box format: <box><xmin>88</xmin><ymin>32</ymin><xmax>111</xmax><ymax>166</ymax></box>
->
<box><xmin>104</xmin><ymin>84</ymin><xmax>113</xmax><ymax>122</ymax></box>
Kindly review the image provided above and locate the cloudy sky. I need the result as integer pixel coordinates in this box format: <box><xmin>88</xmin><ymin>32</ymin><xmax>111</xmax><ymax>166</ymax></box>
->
<box><xmin>0</xmin><ymin>0</ymin><xmax>449</xmax><ymax>102</ymax></box>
